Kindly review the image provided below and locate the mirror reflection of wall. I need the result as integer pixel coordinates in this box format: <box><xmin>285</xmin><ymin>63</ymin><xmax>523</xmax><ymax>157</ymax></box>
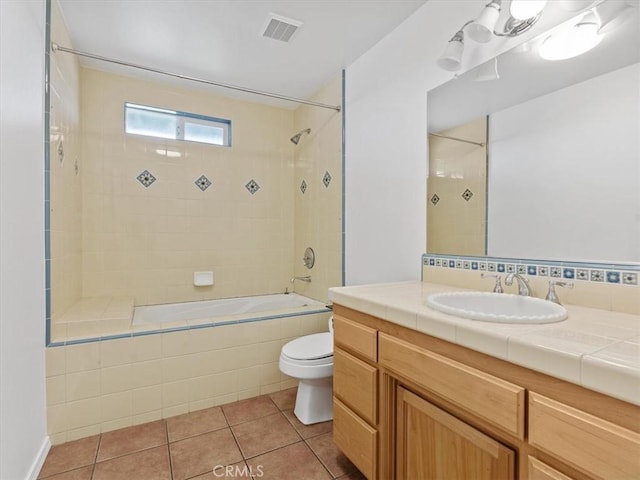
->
<box><xmin>427</xmin><ymin>117</ymin><xmax>487</xmax><ymax>256</ymax></box>
<box><xmin>426</xmin><ymin>0</ymin><xmax>640</xmax><ymax>264</ymax></box>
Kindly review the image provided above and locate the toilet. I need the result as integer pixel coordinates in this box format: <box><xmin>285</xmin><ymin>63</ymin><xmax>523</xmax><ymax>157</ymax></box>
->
<box><xmin>279</xmin><ymin>317</ymin><xmax>334</xmax><ymax>425</ymax></box>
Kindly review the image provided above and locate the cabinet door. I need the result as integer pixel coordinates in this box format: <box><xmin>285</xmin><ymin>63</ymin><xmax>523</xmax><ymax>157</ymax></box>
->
<box><xmin>396</xmin><ymin>386</ymin><xmax>515</xmax><ymax>480</ymax></box>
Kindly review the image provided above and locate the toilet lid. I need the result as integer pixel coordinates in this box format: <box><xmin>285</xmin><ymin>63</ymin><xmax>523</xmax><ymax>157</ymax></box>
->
<box><xmin>282</xmin><ymin>332</ymin><xmax>333</xmax><ymax>360</ymax></box>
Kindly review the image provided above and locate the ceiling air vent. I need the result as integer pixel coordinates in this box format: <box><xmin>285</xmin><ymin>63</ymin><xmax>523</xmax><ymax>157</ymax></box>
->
<box><xmin>262</xmin><ymin>13</ymin><xmax>303</xmax><ymax>42</ymax></box>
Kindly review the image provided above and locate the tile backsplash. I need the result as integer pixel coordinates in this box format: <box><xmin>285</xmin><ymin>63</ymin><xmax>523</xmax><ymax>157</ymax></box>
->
<box><xmin>422</xmin><ymin>254</ymin><xmax>639</xmax><ymax>314</ymax></box>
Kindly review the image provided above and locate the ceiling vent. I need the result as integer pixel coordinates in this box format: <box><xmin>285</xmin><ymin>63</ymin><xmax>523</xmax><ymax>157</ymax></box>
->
<box><xmin>262</xmin><ymin>13</ymin><xmax>303</xmax><ymax>42</ymax></box>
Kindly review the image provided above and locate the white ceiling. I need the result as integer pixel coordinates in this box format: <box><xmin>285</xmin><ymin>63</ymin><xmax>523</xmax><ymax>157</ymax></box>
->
<box><xmin>57</xmin><ymin>0</ymin><xmax>426</xmax><ymax>108</ymax></box>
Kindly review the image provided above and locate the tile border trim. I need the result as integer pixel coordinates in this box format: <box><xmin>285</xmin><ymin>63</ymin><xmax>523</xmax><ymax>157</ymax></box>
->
<box><xmin>421</xmin><ymin>253</ymin><xmax>639</xmax><ymax>286</ymax></box>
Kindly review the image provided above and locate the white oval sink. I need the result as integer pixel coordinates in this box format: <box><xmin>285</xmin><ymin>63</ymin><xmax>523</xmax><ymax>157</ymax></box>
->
<box><xmin>426</xmin><ymin>292</ymin><xmax>567</xmax><ymax>324</ymax></box>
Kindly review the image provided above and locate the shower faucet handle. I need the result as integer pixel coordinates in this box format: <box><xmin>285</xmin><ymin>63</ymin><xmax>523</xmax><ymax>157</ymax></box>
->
<box><xmin>481</xmin><ymin>273</ymin><xmax>503</xmax><ymax>293</ymax></box>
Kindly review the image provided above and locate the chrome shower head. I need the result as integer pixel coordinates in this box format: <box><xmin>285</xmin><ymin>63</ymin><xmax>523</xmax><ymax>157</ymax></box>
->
<box><xmin>290</xmin><ymin>128</ymin><xmax>311</xmax><ymax>145</ymax></box>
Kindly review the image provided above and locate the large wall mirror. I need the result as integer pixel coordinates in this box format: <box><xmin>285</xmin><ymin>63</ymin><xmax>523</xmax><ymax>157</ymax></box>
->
<box><xmin>427</xmin><ymin>1</ymin><xmax>639</xmax><ymax>264</ymax></box>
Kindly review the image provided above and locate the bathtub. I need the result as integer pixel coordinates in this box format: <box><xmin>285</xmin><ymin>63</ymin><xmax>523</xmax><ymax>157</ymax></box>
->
<box><xmin>133</xmin><ymin>293</ymin><xmax>328</xmax><ymax>326</ymax></box>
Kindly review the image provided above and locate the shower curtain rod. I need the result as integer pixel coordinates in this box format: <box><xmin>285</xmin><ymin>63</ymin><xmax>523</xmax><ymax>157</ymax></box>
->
<box><xmin>51</xmin><ymin>43</ymin><xmax>342</xmax><ymax>112</ymax></box>
<box><xmin>428</xmin><ymin>132</ymin><xmax>485</xmax><ymax>147</ymax></box>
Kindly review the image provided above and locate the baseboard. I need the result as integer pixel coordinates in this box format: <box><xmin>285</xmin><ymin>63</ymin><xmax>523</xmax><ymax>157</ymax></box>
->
<box><xmin>25</xmin><ymin>436</ymin><xmax>50</xmax><ymax>480</ymax></box>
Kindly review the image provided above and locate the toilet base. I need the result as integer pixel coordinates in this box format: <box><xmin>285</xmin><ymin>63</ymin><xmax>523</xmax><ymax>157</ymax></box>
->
<box><xmin>293</xmin><ymin>376</ymin><xmax>333</xmax><ymax>425</ymax></box>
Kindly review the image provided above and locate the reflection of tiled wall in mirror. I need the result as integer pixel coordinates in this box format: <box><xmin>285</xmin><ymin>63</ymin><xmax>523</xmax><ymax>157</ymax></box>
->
<box><xmin>427</xmin><ymin>116</ymin><xmax>487</xmax><ymax>256</ymax></box>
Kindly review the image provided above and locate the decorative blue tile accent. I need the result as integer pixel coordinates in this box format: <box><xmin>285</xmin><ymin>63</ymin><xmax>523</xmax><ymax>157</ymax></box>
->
<box><xmin>323</xmin><ymin>171</ymin><xmax>332</xmax><ymax>188</ymax></box>
<box><xmin>194</xmin><ymin>175</ymin><xmax>212</xmax><ymax>191</ymax></box>
<box><xmin>422</xmin><ymin>254</ymin><xmax>638</xmax><ymax>288</ymax></box>
<box><xmin>606</xmin><ymin>271</ymin><xmax>621</xmax><ymax>283</ymax></box>
<box><xmin>430</xmin><ymin>194</ymin><xmax>440</xmax><ymax>206</ymax></box>
<box><xmin>462</xmin><ymin>188</ymin><xmax>473</xmax><ymax>201</ymax></box>
<box><xmin>300</xmin><ymin>179</ymin><xmax>307</xmax><ymax>194</ymax></box>
<box><xmin>136</xmin><ymin>170</ymin><xmax>156</xmax><ymax>188</ymax></box>
<box><xmin>576</xmin><ymin>269</ymin><xmax>589</xmax><ymax>281</ymax></box>
<box><xmin>245</xmin><ymin>179</ymin><xmax>260</xmax><ymax>194</ymax></box>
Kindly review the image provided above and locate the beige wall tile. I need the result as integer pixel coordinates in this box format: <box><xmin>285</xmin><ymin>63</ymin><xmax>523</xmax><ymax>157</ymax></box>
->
<box><xmin>132</xmin><ymin>385</ymin><xmax>163</xmax><ymax>415</ymax></box>
<box><xmin>46</xmin><ymin>347</ymin><xmax>66</xmax><ymax>377</ymax></box>
<box><xmin>46</xmin><ymin>375</ymin><xmax>66</xmax><ymax>406</ymax></box>
<box><xmin>100</xmin><ymin>338</ymin><xmax>133</xmax><ymax>367</ymax></box>
<box><xmin>101</xmin><ymin>365</ymin><xmax>133</xmax><ymax>395</ymax></box>
<box><xmin>101</xmin><ymin>417</ymin><xmax>133</xmax><ymax>433</ymax></box>
<box><xmin>100</xmin><ymin>391</ymin><xmax>132</xmax><ymax>423</ymax></box>
<box><xmin>66</xmin><ymin>397</ymin><xmax>101</xmax><ymax>431</ymax></box>
<box><xmin>66</xmin><ymin>370</ymin><xmax>100</xmax><ymax>401</ymax></box>
<box><xmin>133</xmin><ymin>410</ymin><xmax>162</xmax><ymax>425</ymax></box>
<box><xmin>65</xmin><ymin>425</ymin><xmax>101</xmax><ymax>443</ymax></box>
<box><xmin>162</xmin><ymin>380</ymin><xmax>190</xmax><ymax>408</ymax></box>
<box><xmin>132</xmin><ymin>359</ymin><xmax>163</xmax><ymax>388</ymax></box>
<box><xmin>65</xmin><ymin>343</ymin><xmax>101</xmax><ymax>373</ymax></box>
<box><xmin>162</xmin><ymin>404</ymin><xmax>189</xmax><ymax>419</ymax></box>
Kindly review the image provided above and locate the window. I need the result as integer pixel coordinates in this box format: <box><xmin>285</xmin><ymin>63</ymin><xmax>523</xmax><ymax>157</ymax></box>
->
<box><xmin>125</xmin><ymin>103</ymin><xmax>231</xmax><ymax>146</ymax></box>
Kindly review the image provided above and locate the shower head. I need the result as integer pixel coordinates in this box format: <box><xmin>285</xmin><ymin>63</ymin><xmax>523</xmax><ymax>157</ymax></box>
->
<box><xmin>290</xmin><ymin>128</ymin><xmax>311</xmax><ymax>145</ymax></box>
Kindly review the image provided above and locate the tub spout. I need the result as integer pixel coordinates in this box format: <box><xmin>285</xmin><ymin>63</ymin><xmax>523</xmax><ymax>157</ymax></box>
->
<box><xmin>290</xmin><ymin>275</ymin><xmax>311</xmax><ymax>283</ymax></box>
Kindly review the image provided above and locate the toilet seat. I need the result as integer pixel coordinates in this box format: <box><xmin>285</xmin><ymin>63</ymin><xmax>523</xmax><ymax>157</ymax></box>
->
<box><xmin>281</xmin><ymin>332</ymin><xmax>333</xmax><ymax>361</ymax></box>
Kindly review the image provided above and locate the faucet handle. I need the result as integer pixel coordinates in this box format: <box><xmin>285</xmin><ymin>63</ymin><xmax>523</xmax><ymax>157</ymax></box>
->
<box><xmin>481</xmin><ymin>273</ymin><xmax>503</xmax><ymax>293</ymax></box>
<box><xmin>546</xmin><ymin>280</ymin><xmax>574</xmax><ymax>305</ymax></box>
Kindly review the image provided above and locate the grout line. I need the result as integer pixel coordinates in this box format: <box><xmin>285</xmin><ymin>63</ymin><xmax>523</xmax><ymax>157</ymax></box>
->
<box><xmin>164</xmin><ymin>420</ymin><xmax>175</xmax><ymax>480</ymax></box>
<box><xmin>302</xmin><ymin>436</ymin><xmax>337</xmax><ymax>479</ymax></box>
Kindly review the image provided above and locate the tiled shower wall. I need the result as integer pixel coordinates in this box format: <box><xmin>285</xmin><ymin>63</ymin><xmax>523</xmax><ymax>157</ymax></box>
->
<box><xmin>427</xmin><ymin>117</ymin><xmax>486</xmax><ymax>256</ymax></box>
<box><xmin>292</xmin><ymin>74</ymin><xmax>343</xmax><ymax>302</ymax></box>
<box><xmin>80</xmin><ymin>68</ymin><xmax>296</xmax><ymax>306</ymax></box>
<box><xmin>49</xmin><ymin>1</ymin><xmax>82</xmax><ymax>319</ymax></box>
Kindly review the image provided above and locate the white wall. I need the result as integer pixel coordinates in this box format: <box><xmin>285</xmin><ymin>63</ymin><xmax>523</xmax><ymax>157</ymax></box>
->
<box><xmin>488</xmin><ymin>63</ymin><xmax>640</xmax><ymax>263</ymax></box>
<box><xmin>0</xmin><ymin>1</ymin><xmax>49</xmax><ymax>479</ymax></box>
<box><xmin>344</xmin><ymin>0</ymin><xmax>580</xmax><ymax>285</ymax></box>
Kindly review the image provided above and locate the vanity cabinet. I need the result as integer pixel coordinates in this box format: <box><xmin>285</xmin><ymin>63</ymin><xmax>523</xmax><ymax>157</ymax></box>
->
<box><xmin>333</xmin><ymin>315</ymin><xmax>378</xmax><ymax>480</ymax></box>
<box><xmin>332</xmin><ymin>304</ymin><xmax>640</xmax><ymax>480</ymax></box>
<box><xmin>396</xmin><ymin>386</ymin><xmax>515</xmax><ymax>480</ymax></box>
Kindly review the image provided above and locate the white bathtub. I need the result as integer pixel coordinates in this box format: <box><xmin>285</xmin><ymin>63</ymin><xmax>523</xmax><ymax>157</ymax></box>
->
<box><xmin>133</xmin><ymin>293</ymin><xmax>328</xmax><ymax>326</ymax></box>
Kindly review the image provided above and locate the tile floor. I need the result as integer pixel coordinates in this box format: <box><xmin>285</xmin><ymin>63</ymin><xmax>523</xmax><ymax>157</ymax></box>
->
<box><xmin>38</xmin><ymin>388</ymin><xmax>365</xmax><ymax>480</ymax></box>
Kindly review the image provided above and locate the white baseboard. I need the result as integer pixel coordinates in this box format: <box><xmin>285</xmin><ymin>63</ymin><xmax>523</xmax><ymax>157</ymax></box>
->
<box><xmin>25</xmin><ymin>436</ymin><xmax>50</xmax><ymax>480</ymax></box>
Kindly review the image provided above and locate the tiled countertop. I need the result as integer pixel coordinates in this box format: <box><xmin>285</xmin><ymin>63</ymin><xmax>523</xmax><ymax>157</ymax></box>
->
<box><xmin>329</xmin><ymin>281</ymin><xmax>640</xmax><ymax>406</ymax></box>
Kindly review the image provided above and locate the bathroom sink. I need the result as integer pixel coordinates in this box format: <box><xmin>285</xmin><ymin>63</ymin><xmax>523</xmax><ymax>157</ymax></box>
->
<box><xmin>426</xmin><ymin>292</ymin><xmax>567</xmax><ymax>324</ymax></box>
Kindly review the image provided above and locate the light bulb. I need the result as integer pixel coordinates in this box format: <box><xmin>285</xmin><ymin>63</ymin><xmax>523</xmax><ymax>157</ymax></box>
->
<box><xmin>510</xmin><ymin>0</ymin><xmax>547</xmax><ymax>20</ymax></box>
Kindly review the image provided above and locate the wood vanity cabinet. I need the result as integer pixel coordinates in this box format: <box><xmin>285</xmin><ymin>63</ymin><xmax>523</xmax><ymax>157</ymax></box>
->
<box><xmin>332</xmin><ymin>305</ymin><xmax>640</xmax><ymax>480</ymax></box>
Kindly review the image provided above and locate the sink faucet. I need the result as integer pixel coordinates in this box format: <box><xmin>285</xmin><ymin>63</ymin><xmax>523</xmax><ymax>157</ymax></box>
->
<box><xmin>504</xmin><ymin>273</ymin><xmax>531</xmax><ymax>296</ymax></box>
<box><xmin>290</xmin><ymin>275</ymin><xmax>311</xmax><ymax>283</ymax></box>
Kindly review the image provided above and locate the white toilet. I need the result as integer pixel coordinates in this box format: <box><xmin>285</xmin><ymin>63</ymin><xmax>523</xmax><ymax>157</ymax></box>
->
<box><xmin>279</xmin><ymin>317</ymin><xmax>334</xmax><ymax>425</ymax></box>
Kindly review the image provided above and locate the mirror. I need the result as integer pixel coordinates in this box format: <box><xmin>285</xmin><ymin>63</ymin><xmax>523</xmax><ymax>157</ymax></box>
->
<box><xmin>427</xmin><ymin>2</ymin><xmax>640</xmax><ymax>264</ymax></box>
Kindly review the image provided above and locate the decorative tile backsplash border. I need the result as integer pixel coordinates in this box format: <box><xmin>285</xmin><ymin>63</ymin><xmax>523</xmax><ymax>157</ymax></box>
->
<box><xmin>422</xmin><ymin>253</ymin><xmax>639</xmax><ymax>286</ymax></box>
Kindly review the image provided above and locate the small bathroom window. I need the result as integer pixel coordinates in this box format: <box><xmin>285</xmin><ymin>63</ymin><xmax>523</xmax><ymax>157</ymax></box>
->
<box><xmin>125</xmin><ymin>103</ymin><xmax>231</xmax><ymax>146</ymax></box>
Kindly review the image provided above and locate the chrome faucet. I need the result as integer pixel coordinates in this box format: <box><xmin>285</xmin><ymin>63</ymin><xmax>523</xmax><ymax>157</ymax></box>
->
<box><xmin>504</xmin><ymin>273</ymin><xmax>532</xmax><ymax>296</ymax></box>
<box><xmin>546</xmin><ymin>280</ymin><xmax>573</xmax><ymax>305</ymax></box>
<box><xmin>481</xmin><ymin>273</ymin><xmax>503</xmax><ymax>293</ymax></box>
<box><xmin>290</xmin><ymin>275</ymin><xmax>311</xmax><ymax>283</ymax></box>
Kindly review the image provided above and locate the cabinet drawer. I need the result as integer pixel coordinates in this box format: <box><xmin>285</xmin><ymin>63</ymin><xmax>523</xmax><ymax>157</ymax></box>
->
<box><xmin>334</xmin><ymin>347</ymin><xmax>377</xmax><ymax>425</ymax></box>
<box><xmin>528</xmin><ymin>457</ymin><xmax>575</xmax><ymax>480</ymax></box>
<box><xmin>334</xmin><ymin>315</ymin><xmax>377</xmax><ymax>362</ymax></box>
<box><xmin>379</xmin><ymin>333</ymin><xmax>525</xmax><ymax>438</ymax></box>
<box><xmin>333</xmin><ymin>397</ymin><xmax>377</xmax><ymax>480</ymax></box>
<box><xmin>529</xmin><ymin>393</ymin><xmax>640</xmax><ymax>480</ymax></box>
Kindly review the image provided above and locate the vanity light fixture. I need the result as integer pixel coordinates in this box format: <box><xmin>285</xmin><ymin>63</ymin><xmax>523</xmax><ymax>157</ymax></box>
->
<box><xmin>539</xmin><ymin>10</ymin><xmax>603</xmax><ymax>61</ymax></box>
<box><xmin>437</xmin><ymin>0</ymin><xmax>548</xmax><ymax>71</ymax></box>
